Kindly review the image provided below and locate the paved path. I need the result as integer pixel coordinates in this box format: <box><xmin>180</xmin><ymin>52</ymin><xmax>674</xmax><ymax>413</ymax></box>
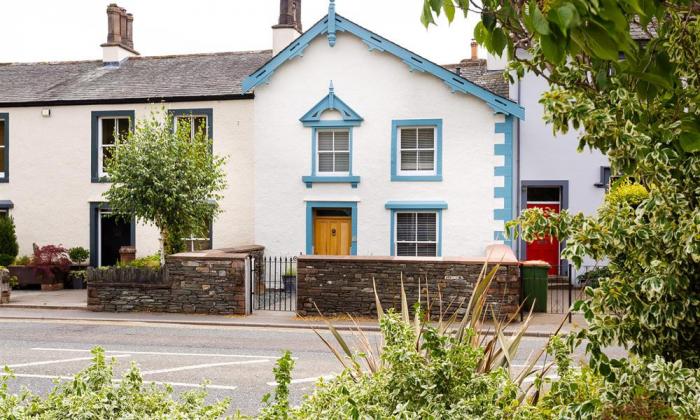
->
<box><xmin>4</xmin><ymin>289</ymin><xmax>87</xmax><ymax>309</ymax></box>
<box><xmin>2</xmin><ymin>289</ymin><xmax>586</xmax><ymax>336</ymax></box>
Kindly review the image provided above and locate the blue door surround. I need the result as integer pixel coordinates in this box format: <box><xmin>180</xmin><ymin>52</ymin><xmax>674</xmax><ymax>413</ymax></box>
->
<box><xmin>305</xmin><ymin>201</ymin><xmax>358</xmax><ymax>255</ymax></box>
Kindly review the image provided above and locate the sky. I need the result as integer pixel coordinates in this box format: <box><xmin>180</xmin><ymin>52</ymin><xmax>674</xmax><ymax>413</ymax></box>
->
<box><xmin>0</xmin><ymin>0</ymin><xmax>479</xmax><ymax>65</ymax></box>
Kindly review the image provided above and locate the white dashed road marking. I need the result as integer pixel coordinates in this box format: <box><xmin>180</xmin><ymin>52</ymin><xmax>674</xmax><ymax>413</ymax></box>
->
<box><xmin>140</xmin><ymin>359</ymin><xmax>271</xmax><ymax>375</ymax></box>
<box><xmin>267</xmin><ymin>374</ymin><xmax>336</xmax><ymax>386</ymax></box>
<box><xmin>7</xmin><ymin>373</ymin><xmax>239</xmax><ymax>391</ymax></box>
<box><xmin>32</xmin><ymin>347</ymin><xmax>276</xmax><ymax>359</ymax></box>
<box><xmin>8</xmin><ymin>354</ymin><xmax>131</xmax><ymax>368</ymax></box>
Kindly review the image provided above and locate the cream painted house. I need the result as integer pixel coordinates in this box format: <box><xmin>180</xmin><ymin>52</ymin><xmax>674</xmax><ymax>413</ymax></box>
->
<box><xmin>0</xmin><ymin>1</ymin><xmax>523</xmax><ymax>265</ymax></box>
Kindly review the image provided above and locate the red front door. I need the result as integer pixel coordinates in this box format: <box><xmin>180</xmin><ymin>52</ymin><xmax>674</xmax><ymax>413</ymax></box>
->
<box><xmin>526</xmin><ymin>203</ymin><xmax>560</xmax><ymax>275</ymax></box>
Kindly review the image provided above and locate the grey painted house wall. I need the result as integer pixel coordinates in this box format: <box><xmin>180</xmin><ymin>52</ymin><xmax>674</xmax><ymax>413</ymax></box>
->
<box><xmin>509</xmin><ymin>65</ymin><xmax>608</xmax><ymax>273</ymax></box>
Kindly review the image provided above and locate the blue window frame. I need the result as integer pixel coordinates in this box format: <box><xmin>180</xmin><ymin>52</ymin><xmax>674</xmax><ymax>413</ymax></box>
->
<box><xmin>305</xmin><ymin>201</ymin><xmax>358</xmax><ymax>255</ymax></box>
<box><xmin>300</xmin><ymin>83</ymin><xmax>362</xmax><ymax>188</ymax></box>
<box><xmin>0</xmin><ymin>113</ymin><xmax>8</xmax><ymax>183</ymax></box>
<box><xmin>391</xmin><ymin>119</ymin><xmax>443</xmax><ymax>182</ymax></box>
<box><xmin>386</xmin><ymin>201</ymin><xmax>447</xmax><ymax>256</ymax></box>
<box><xmin>91</xmin><ymin>110</ymin><xmax>135</xmax><ymax>183</ymax></box>
<box><xmin>302</xmin><ymin>124</ymin><xmax>360</xmax><ymax>188</ymax></box>
<box><xmin>169</xmin><ymin>108</ymin><xmax>213</xmax><ymax>140</ymax></box>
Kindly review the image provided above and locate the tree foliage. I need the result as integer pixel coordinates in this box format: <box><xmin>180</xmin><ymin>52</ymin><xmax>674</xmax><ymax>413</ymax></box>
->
<box><xmin>104</xmin><ymin>110</ymin><xmax>227</xmax><ymax>258</ymax></box>
<box><xmin>423</xmin><ymin>0</ymin><xmax>700</xmax><ymax>367</ymax></box>
<box><xmin>0</xmin><ymin>216</ymin><xmax>18</xmax><ymax>267</ymax></box>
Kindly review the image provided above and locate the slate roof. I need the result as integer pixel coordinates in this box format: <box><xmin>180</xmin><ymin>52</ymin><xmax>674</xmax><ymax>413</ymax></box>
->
<box><xmin>443</xmin><ymin>59</ymin><xmax>509</xmax><ymax>98</ymax></box>
<box><xmin>0</xmin><ymin>47</ymin><xmax>511</xmax><ymax>106</ymax></box>
<box><xmin>0</xmin><ymin>50</ymin><xmax>272</xmax><ymax>105</ymax></box>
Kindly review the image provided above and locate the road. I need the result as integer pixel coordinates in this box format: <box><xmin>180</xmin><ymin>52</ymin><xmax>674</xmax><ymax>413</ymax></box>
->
<box><xmin>0</xmin><ymin>318</ymin><xmax>623</xmax><ymax>416</ymax></box>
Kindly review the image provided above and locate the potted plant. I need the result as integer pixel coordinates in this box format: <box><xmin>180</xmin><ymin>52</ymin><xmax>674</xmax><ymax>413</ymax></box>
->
<box><xmin>68</xmin><ymin>270</ymin><xmax>87</xmax><ymax>289</ymax></box>
<box><xmin>68</xmin><ymin>246</ymin><xmax>90</xmax><ymax>266</ymax></box>
<box><xmin>282</xmin><ymin>266</ymin><xmax>296</xmax><ymax>293</ymax></box>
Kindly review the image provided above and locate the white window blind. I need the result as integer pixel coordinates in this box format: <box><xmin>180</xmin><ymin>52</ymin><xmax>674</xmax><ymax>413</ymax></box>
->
<box><xmin>395</xmin><ymin>211</ymin><xmax>438</xmax><ymax>256</ymax></box>
<box><xmin>317</xmin><ymin>129</ymin><xmax>350</xmax><ymax>175</ymax></box>
<box><xmin>399</xmin><ymin>127</ymin><xmax>435</xmax><ymax>173</ymax></box>
<box><xmin>99</xmin><ymin>117</ymin><xmax>130</xmax><ymax>175</ymax></box>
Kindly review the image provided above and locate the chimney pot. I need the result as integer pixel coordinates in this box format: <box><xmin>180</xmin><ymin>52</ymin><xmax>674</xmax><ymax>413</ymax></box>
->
<box><xmin>272</xmin><ymin>0</ymin><xmax>302</xmax><ymax>55</ymax></box>
<box><xmin>470</xmin><ymin>38</ymin><xmax>478</xmax><ymax>60</ymax></box>
<box><xmin>126</xmin><ymin>13</ymin><xmax>134</xmax><ymax>48</ymax></box>
<box><xmin>102</xmin><ymin>4</ymin><xmax>138</xmax><ymax>64</ymax></box>
<box><xmin>106</xmin><ymin>4</ymin><xmax>122</xmax><ymax>44</ymax></box>
<box><xmin>275</xmin><ymin>0</ymin><xmax>302</xmax><ymax>33</ymax></box>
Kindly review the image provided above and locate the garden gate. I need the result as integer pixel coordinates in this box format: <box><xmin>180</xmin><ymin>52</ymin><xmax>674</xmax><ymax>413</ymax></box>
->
<box><xmin>248</xmin><ymin>256</ymin><xmax>297</xmax><ymax>311</ymax></box>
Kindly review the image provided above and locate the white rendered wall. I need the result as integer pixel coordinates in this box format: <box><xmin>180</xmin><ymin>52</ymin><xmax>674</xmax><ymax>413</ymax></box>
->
<box><xmin>0</xmin><ymin>100</ymin><xmax>254</xmax><ymax>259</ymax></box>
<box><xmin>253</xmin><ymin>33</ymin><xmax>503</xmax><ymax>257</ymax></box>
<box><xmin>518</xmin><ymin>71</ymin><xmax>608</xmax><ymax>217</ymax></box>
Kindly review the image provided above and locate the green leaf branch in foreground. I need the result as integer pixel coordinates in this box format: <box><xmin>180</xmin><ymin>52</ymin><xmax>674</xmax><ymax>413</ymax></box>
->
<box><xmin>424</xmin><ymin>1</ymin><xmax>700</xmax><ymax>367</ymax></box>
<box><xmin>0</xmin><ymin>347</ymin><xmax>230</xmax><ymax>418</ymax></box>
<box><xmin>104</xmin><ymin>110</ymin><xmax>227</xmax><ymax>261</ymax></box>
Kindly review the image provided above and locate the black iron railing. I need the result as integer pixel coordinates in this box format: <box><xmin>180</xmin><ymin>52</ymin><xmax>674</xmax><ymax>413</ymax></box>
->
<box><xmin>251</xmin><ymin>256</ymin><xmax>297</xmax><ymax>311</ymax></box>
<box><xmin>521</xmin><ymin>264</ymin><xmax>607</xmax><ymax>322</ymax></box>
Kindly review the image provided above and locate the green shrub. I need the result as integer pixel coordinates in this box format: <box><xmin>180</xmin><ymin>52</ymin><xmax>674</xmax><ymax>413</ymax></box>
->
<box><xmin>13</xmin><ymin>255</ymin><xmax>30</xmax><ymax>266</ymax></box>
<box><xmin>68</xmin><ymin>246</ymin><xmax>90</xmax><ymax>264</ymax></box>
<box><xmin>118</xmin><ymin>253</ymin><xmax>161</xmax><ymax>269</ymax></box>
<box><xmin>0</xmin><ymin>347</ymin><xmax>229</xmax><ymax>418</ymax></box>
<box><xmin>0</xmin><ymin>217</ymin><xmax>18</xmax><ymax>267</ymax></box>
<box><xmin>604</xmin><ymin>181</ymin><xmax>649</xmax><ymax>207</ymax></box>
<box><xmin>577</xmin><ymin>266</ymin><xmax>611</xmax><ymax>289</ymax></box>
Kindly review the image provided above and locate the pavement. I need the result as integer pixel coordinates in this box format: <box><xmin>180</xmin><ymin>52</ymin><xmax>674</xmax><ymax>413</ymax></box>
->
<box><xmin>1</xmin><ymin>290</ymin><xmax>585</xmax><ymax>337</ymax></box>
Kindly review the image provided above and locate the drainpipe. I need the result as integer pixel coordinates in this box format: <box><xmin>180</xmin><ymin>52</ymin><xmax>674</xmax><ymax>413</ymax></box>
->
<box><xmin>515</xmin><ymin>76</ymin><xmax>522</xmax><ymax>259</ymax></box>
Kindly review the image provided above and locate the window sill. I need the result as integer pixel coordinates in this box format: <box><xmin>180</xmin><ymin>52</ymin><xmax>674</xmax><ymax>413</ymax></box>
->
<box><xmin>391</xmin><ymin>174</ymin><xmax>442</xmax><ymax>182</ymax></box>
<box><xmin>91</xmin><ymin>176</ymin><xmax>111</xmax><ymax>183</ymax></box>
<box><xmin>302</xmin><ymin>175</ymin><xmax>360</xmax><ymax>188</ymax></box>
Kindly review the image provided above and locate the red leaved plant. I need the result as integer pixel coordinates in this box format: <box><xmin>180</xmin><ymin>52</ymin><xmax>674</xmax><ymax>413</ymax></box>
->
<box><xmin>30</xmin><ymin>244</ymin><xmax>72</xmax><ymax>279</ymax></box>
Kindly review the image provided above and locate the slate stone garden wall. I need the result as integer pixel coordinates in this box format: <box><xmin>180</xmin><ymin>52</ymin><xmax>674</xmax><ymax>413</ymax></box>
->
<box><xmin>297</xmin><ymin>246</ymin><xmax>519</xmax><ymax>319</ymax></box>
<box><xmin>87</xmin><ymin>246</ymin><xmax>263</xmax><ymax>315</ymax></box>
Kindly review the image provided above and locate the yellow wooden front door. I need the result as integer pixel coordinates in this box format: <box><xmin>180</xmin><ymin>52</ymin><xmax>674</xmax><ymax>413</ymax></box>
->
<box><xmin>313</xmin><ymin>216</ymin><xmax>352</xmax><ymax>255</ymax></box>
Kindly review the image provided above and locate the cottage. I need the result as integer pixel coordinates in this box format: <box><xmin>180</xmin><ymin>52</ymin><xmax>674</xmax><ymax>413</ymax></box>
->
<box><xmin>0</xmin><ymin>1</ymin><xmax>524</xmax><ymax>264</ymax></box>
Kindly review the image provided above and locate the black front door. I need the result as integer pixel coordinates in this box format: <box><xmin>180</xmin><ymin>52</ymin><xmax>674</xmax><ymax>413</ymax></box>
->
<box><xmin>100</xmin><ymin>212</ymin><xmax>132</xmax><ymax>266</ymax></box>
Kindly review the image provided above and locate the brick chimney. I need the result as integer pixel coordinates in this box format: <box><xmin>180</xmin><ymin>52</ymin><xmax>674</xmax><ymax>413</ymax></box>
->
<box><xmin>471</xmin><ymin>39</ymin><xmax>478</xmax><ymax>60</ymax></box>
<box><xmin>101</xmin><ymin>3</ymin><xmax>139</xmax><ymax>66</ymax></box>
<box><xmin>272</xmin><ymin>0</ymin><xmax>302</xmax><ymax>55</ymax></box>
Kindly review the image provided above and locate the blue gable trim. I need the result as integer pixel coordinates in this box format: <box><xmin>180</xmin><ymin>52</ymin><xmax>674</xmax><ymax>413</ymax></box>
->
<box><xmin>493</xmin><ymin>115</ymin><xmax>515</xmax><ymax>248</ymax></box>
<box><xmin>305</xmin><ymin>201</ymin><xmax>358</xmax><ymax>255</ymax></box>
<box><xmin>300</xmin><ymin>82</ymin><xmax>363</xmax><ymax>125</ymax></box>
<box><xmin>242</xmin><ymin>13</ymin><xmax>524</xmax><ymax>119</ymax></box>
